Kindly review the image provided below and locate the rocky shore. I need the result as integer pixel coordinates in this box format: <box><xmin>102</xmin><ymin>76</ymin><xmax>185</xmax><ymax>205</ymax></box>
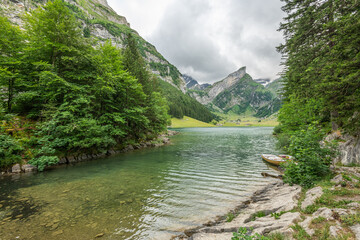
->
<box><xmin>176</xmin><ymin>167</ymin><xmax>360</xmax><ymax>240</ymax></box>
<box><xmin>1</xmin><ymin>130</ymin><xmax>179</xmax><ymax>175</ymax></box>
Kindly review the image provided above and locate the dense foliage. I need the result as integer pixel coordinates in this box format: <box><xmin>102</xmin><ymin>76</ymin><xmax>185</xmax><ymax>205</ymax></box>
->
<box><xmin>0</xmin><ymin>0</ymin><xmax>170</xmax><ymax>170</ymax></box>
<box><xmin>158</xmin><ymin>80</ymin><xmax>216</xmax><ymax>122</ymax></box>
<box><xmin>276</xmin><ymin>0</ymin><xmax>359</xmax><ymax>185</ymax></box>
<box><xmin>277</xmin><ymin>0</ymin><xmax>360</xmax><ymax>134</ymax></box>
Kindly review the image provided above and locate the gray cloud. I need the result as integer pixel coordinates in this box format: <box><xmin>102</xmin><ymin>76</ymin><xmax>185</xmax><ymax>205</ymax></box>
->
<box><xmin>109</xmin><ymin>0</ymin><xmax>286</xmax><ymax>84</ymax></box>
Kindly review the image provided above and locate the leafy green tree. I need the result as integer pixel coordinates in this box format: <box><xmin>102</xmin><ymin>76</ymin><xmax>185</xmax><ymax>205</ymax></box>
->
<box><xmin>0</xmin><ymin>16</ymin><xmax>25</xmax><ymax>112</ymax></box>
<box><xmin>276</xmin><ymin>0</ymin><xmax>359</xmax><ymax>183</ymax></box>
<box><xmin>277</xmin><ymin>0</ymin><xmax>360</xmax><ymax>134</ymax></box>
<box><xmin>123</xmin><ymin>33</ymin><xmax>154</xmax><ymax>95</ymax></box>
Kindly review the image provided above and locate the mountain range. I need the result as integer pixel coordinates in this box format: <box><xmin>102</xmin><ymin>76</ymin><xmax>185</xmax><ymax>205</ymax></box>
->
<box><xmin>1</xmin><ymin>0</ymin><xmax>217</xmax><ymax>122</ymax></box>
<box><xmin>1</xmin><ymin>0</ymin><xmax>281</xmax><ymax>120</ymax></box>
<box><xmin>187</xmin><ymin>67</ymin><xmax>282</xmax><ymax>117</ymax></box>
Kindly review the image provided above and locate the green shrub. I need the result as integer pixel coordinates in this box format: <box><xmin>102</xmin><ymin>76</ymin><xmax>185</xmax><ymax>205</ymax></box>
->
<box><xmin>283</xmin><ymin>124</ymin><xmax>336</xmax><ymax>188</ymax></box>
<box><xmin>28</xmin><ymin>156</ymin><xmax>58</xmax><ymax>171</ymax></box>
<box><xmin>341</xmin><ymin>213</ymin><xmax>360</xmax><ymax>226</ymax></box>
<box><xmin>227</xmin><ymin>212</ymin><xmax>235</xmax><ymax>222</ymax></box>
<box><xmin>232</xmin><ymin>227</ymin><xmax>270</xmax><ymax>240</ymax></box>
<box><xmin>0</xmin><ymin>134</ymin><xmax>23</xmax><ymax>167</ymax></box>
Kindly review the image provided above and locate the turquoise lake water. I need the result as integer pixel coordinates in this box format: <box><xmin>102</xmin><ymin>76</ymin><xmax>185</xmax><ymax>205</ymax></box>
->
<box><xmin>0</xmin><ymin>127</ymin><xmax>279</xmax><ymax>239</ymax></box>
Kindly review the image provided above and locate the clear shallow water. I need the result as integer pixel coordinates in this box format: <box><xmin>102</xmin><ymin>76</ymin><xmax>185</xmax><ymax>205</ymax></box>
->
<box><xmin>0</xmin><ymin>127</ymin><xmax>279</xmax><ymax>240</ymax></box>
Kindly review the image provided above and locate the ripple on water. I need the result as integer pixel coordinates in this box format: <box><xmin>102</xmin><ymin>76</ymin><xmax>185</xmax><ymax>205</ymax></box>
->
<box><xmin>0</xmin><ymin>127</ymin><xmax>279</xmax><ymax>239</ymax></box>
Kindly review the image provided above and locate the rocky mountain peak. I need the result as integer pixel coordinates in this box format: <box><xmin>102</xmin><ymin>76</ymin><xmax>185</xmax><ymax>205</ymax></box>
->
<box><xmin>228</xmin><ymin>66</ymin><xmax>246</xmax><ymax>78</ymax></box>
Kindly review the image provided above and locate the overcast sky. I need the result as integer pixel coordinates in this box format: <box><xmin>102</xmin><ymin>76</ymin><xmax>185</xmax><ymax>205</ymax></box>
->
<box><xmin>108</xmin><ymin>0</ymin><xmax>285</xmax><ymax>84</ymax></box>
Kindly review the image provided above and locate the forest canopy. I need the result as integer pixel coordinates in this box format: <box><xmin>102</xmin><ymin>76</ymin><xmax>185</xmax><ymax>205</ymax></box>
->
<box><xmin>0</xmin><ymin>0</ymin><xmax>170</xmax><ymax>170</ymax></box>
<box><xmin>276</xmin><ymin>0</ymin><xmax>360</xmax><ymax>187</ymax></box>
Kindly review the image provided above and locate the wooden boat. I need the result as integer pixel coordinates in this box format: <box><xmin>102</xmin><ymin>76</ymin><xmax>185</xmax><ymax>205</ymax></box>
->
<box><xmin>261</xmin><ymin>154</ymin><xmax>292</xmax><ymax>166</ymax></box>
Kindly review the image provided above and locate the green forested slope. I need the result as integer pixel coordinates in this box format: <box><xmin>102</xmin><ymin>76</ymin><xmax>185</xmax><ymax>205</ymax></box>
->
<box><xmin>275</xmin><ymin>0</ymin><xmax>359</xmax><ymax>187</ymax></box>
<box><xmin>158</xmin><ymin>80</ymin><xmax>216</xmax><ymax>122</ymax></box>
<box><xmin>0</xmin><ymin>0</ymin><xmax>170</xmax><ymax>170</ymax></box>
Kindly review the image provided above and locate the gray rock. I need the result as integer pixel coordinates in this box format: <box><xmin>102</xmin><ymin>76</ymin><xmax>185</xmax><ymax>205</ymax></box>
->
<box><xmin>333</xmin><ymin>208</ymin><xmax>356</xmax><ymax>216</ymax></box>
<box><xmin>58</xmin><ymin>157</ymin><xmax>67</xmax><ymax>164</ymax></box>
<box><xmin>67</xmin><ymin>156</ymin><xmax>76</xmax><ymax>163</ymax></box>
<box><xmin>108</xmin><ymin>150</ymin><xmax>116</xmax><ymax>155</ymax></box>
<box><xmin>11</xmin><ymin>164</ymin><xmax>21</xmax><ymax>173</ymax></box>
<box><xmin>350</xmin><ymin>224</ymin><xmax>360</xmax><ymax>240</ymax></box>
<box><xmin>331</xmin><ymin>174</ymin><xmax>343</xmax><ymax>184</ymax></box>
<box><xmin>329</xmin><ymin>225</ymin><xmax>342</xmax><ymax>238</ymax></box>
<box><xmin>326</xmin><ymin>133</ymin><xmax>360</xmax><ymax>165</ymax></box>
<box><xmin>188</xmin><ymin>181</ymin><xmax>301</xmax><ymax>239</ymax></box>
<box><xmin>299</xmin><ymin>216</ymin><xmax>315</xmax><ymax>236</ymax></box>
<box><xmin>313</xmin><ymin>207</ymin><xmax>334</xmax><ymax>220</ymax></box>
<box><xmin>301</xmin><ymin>186</ymin><xmax>323</xmax><ymax>210</ymax></box>
<box><xmin>191</xmin><ymin>232</ymin><xmax>233</xmax><ymax>240</ymax></box>
<box><xmin>124</xmin><ymin>145</ymin><xmax>134</xmax><ymax>151</ymax></box>
<box><xmin>21</xmin><ymin>164</ymin><xmax>37</xmax><ymax>173</ymax></box>
<box><xmin>347</xmin><ymin>202</ymin><xmax>360</xmax><ymax>209</ymax></box>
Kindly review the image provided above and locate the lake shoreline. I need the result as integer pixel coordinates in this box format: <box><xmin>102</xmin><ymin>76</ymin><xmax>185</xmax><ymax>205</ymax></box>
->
<box><xmin>173</xmin><ymin>179</ymin><xmax>300</xmax><ymax>239</ymax></box>
<box><xmin>175</xmin><ymin>166</ymin><xmax>360</xmax><ymax>240</ymax></box>
<box><xmin>1</xmin><ymin>130</ymin><xmax>180</xmax><ymax>176</ymax></box>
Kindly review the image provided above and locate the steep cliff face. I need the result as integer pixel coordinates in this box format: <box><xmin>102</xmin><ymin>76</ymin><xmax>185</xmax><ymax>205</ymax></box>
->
<box><xmin>188</xmin><ymin>67</ymin><xmax>281</xmax><ymax>117</ymax></box>
<box><xmin>326</xmin><ymin>132</ymin><xmax>360</xmax><ymax>165</ymax></box>
<box><xmin>0</xmin><ymin>0</ymin><xmax>186</xmax><ymax>92</ymax></box>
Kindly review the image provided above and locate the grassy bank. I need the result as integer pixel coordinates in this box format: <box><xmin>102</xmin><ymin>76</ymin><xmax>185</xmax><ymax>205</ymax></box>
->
<box><xmin>170</xmin><ymin>115</ymin><xmax>278</xmax><ymax>128</ymax></box>
<box><xmin>170</xmin><ymin>116</ymin><xmax>214</xmax><ymax>128</ymax></box>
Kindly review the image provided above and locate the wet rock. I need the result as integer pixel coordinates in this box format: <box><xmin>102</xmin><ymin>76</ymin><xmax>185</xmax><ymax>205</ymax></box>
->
<box><xmin>301</xmin><ymin>186</ymin><xmax>323</xmax><ymax>210</ymax></box>
<box><xmin>162</xmin><ymin>137</ymin><xmax>170</xmax><ymax>144</ymax></box>
<box><xmin>11</xmin><ymin>164</ymin><xmax>21</xmax><ymax>173</ymax></box>
<box><xmin>191</xmin><ymin>232</ymin><xmax>233</xmax><ymax>240</ymax></box>
<box><xmin>21</xmin><ymin>164</ymin><xmax>37</xmax><ymax>172</ymax></box>
<box><xmin>67</xmin><ymin>156</ymin><xmax>76</xmax><ymax>163</ymax></box>
<box><xmin>58</xmin><ymin>157</ymin><xmax>67</xmax><ymax>164</ymax></box>
<box><xmin>107</xmin><ymin>150</ymin><xmax>116</xmax><ymax>155</ymax></box>
<box><xmin>52</xmin><ymin>230</ymin><xmax>63</xmax><ymax>236</ymax></box>
<box><xmin>167</xmin><ymin>130</ymin><xmax>179</xmax><ymax>136</ymax></box>
<box><xmin>95</xmin><ymin>233</ymin><xmax>104</xmax><ymax>238</ymax></box>
<box><xmin>124</xmin><ymin>145</ymin><xmax>134</xmax><ymax>151</ymax></box>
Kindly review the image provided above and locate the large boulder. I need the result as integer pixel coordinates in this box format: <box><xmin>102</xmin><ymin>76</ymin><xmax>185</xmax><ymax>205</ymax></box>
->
<box><xmin>11</xmin><ymin>164</ymin><xmax>21</xmax><ymax>173</ymax></box>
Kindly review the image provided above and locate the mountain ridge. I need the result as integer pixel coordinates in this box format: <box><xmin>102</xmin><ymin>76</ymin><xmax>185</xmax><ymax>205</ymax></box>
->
<box><xmin>0</xmin><ymin>0</ymin><xmax>187</xmax><ymax>92</ymax></box>
<box><xmin>187</xmin><ymin>67</ymin><xmax>281</xmax><ymax>117</ymax></box>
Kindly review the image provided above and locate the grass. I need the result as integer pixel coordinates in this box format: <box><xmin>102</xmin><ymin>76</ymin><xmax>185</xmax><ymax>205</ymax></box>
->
<box><xmin>214</xmin><ymin>112</ymin><xmax>279</xmax><ymax>127</ymax></box>
<box><xmin>171</xmin><ymin>114</ymin><xmax>278</xmax><ymax>128</ymax></box>
<box><xmin>170</xmin><ymin>116</ymin><xmax>215</xmax><ymax>128</ymax></box>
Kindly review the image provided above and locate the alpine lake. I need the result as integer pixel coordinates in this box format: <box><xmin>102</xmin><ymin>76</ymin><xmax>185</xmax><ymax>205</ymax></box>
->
<box><xmin>0</xmin><ymin>127</ymin><xmax>280</xmax><ymax>240</ymax></box>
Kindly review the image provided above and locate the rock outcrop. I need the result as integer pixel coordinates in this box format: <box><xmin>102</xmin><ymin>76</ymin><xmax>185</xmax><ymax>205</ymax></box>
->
<box><xmin>187</xmin><ymin>67</ymin><xmax>281</xmax><ymax>117</ymax></box>
<box><xmin>301</xmin><ymin>186</ymin><xmax>323</xmax><ymax>210</ymax></box>
<box><xmin>178</xmin><ymin>181</ymin><xmax>302</xmax><ymax>240</ymax></box>
<box><xmin>183</xmin><ymin>75</ymin><xmax>210</xmax><ymax>91</ymax></box>
<box><xmin>326</xmin><ymin>132</ymin><xmax>360</xmax><ymax>165</ymax></box>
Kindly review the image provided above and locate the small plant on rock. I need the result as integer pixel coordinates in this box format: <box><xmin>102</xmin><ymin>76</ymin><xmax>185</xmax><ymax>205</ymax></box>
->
<box><xmin>232</xmin><ymin>227</ymin><xmax>270</xmax><ymax>240</ymax></box>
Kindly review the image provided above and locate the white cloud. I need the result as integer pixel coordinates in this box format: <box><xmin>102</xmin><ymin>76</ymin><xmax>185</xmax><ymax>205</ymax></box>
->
<box><xmin>108</xmin><ymin>0</ymin><xmax>285</xmax><ymax>84</ymax></box>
